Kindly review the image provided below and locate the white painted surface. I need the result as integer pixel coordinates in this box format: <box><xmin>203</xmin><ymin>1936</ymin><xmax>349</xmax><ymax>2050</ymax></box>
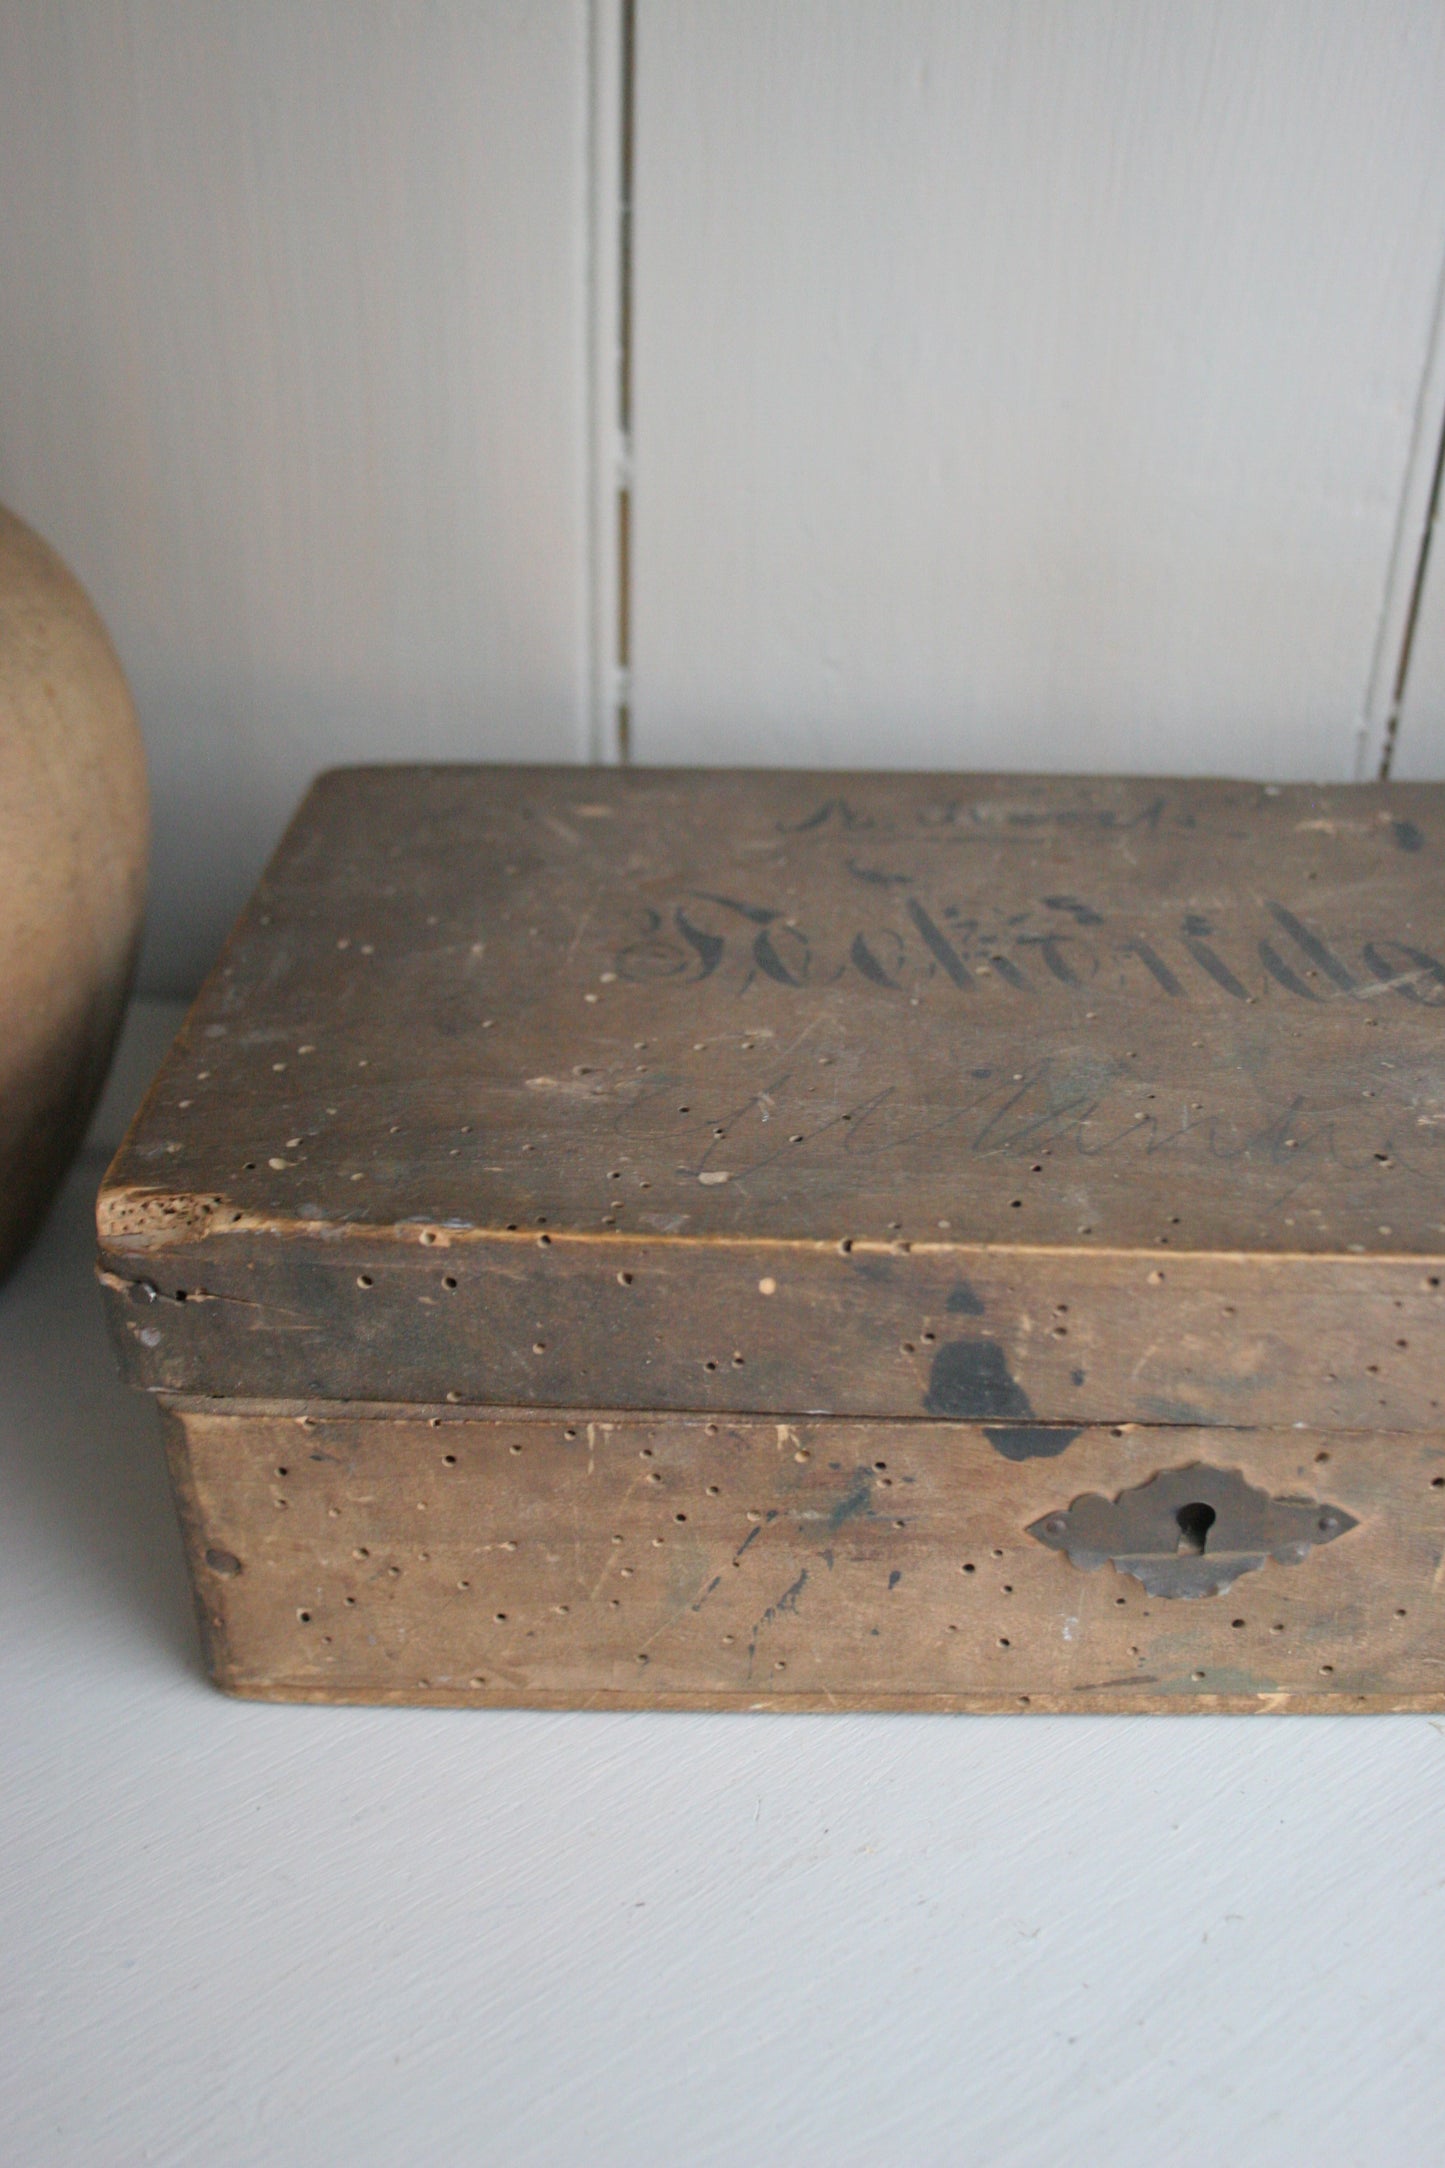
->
<box><xmin>588</xmin><ymin>0</ymin><xmax>628</xmax><ymax>763</ymax></box>
<box><xmin>1354</xmin><ymin>256</ymin><xmax>1445</xmax><ymax>779</ymax></box>
<box><xmin>3</xmin><ymin>1001</ymin><xmax>1445</xmax><ymax>2165</ymax></box>
<box><xmin>629</xmin><ymin>0</ymin><xmax>1445</xmax><ymax>779</ymax></box>
<box><xmin>1394</xmin><ymin>566</ymin><xmax>1445</xmax><ymax>780</ymax></box>
<box><xmin>1389</xmin><ymin>422</ymin><xmax>1445</xmax><ymax>779</ymax></box>
<box><xmin>84</xmin><ymin>997</ymin><xmax>188</xmax><ymax>1155</ymax></box>
<box><xmin>0</xmin><ymin>1</ymin><xmax>590</xmax><ymax>994</ymax></box>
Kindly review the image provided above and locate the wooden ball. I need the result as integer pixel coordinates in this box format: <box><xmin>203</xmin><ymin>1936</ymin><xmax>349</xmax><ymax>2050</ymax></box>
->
<box><xmin>0</xmin><ymin>505</ymin><xmax>148</xmax><ymax>1278</ymax></box>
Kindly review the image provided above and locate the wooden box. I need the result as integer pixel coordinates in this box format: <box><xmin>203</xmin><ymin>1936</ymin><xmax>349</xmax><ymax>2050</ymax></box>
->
<box><xmin>98</xmin><ymin>767</ymin><xmax>1445</xmax><ymax>1712</ymax></box>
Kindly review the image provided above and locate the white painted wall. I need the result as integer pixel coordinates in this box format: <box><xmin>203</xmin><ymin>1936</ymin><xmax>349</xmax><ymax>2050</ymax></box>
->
<box><xmin>3</xmin><ymin>2</ymin><xmax>1445</xmax><ymax>996</ymax></box>
<box><xmin>629</xmin><ymin>0</ymin><xmax>1445</xmax><ymax>780</ymax></box>
<box><xmin>1395</xmin><ymin>533</ymin><xmax>1445</xmax><ymax>778</ymax></box>
<box><xmin>0</xmin><ymin>1</ymin><xmax>590</xmax><ymax>993</ymax></box>
<box><xmin>1389</xmin><ymin>291</ymin><xmax>1445</xmax><ymax>775</ymax></box>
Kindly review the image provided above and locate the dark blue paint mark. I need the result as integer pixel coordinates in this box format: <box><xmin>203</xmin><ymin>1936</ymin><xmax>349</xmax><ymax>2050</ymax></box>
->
<box><xmin>753</xmin><ymin>926</ymin><xmax>808</xmax><ymax>986</ymax></box>
<box><xmin>907</xmin><ymin>897</ymin><xmax>974</xmax><ymax>988</ymax></box>
<box><xmin>748</xmin><ymin>1568</ymin><xmax>810</xmax><ymax>1670</ymax></box>
<box><xmin>888</xmin><ymin>1569</ymin><xmax>902</xmax><ymax>1591</ymax></box>
<box><xmin>692</xmin><ymin>890</ymin><xmax>777</xmax><ymax>926</ymax></box>
<box><xmin>732</xmin><ymin>1524</ymin><xmax>763</xmax><ymax>1566</ymax></box>
<box><xmin>851</xmin><ymin>932</ymin><xmax>902</xmax><ymax>987</ymax></box>
<box><xmin>1181</xmin><ymin>915</ymin><xmax>1249</xmax><ymax>999</ymax></box>
<box><xmin>1259</xmin><ymin>940</ymin><xmax>1322</xmax><ymax>999</ymax></box>
<box><xmin>1267</xmin><ymin>901</ymin><xmax>1356</xmax><ymax>992</ymax></box>
<box><xmin>847</xmin><ymin>859</ymin><xmax>912</xmax><ymax>886</ymax></box>
<box><xmin>1363</xmin><ymin>940</ymin><xmax>1445</xmax><ymax>1003</ymax></box>
<box><xmin>925</xmin><ymin>1338</ymin><xmax>1031</xmax><ymax>1421</ymax></box>
<box><xmin>1070</xmin><ymin>1367</ymin><xmax>1086</xmax><ymax>1387</ymax></box>
<box><xmin>946</xmin><ymin>1282</ymin><xmax>985</xmax><ymax>1316</ymax></box>
<box><xmin>674</xmin><ymin>906</ymin><xmax>724</xmax><ymax>978</ymax></box>
<box><xmin>1393</xmin><ymin>819</ymin><xmax>1424</xmax><ymax>852</ymax></box>
<box><xmin>1017</xmin><ymin>932</ymin><xmax>1085</xmax><ymax>984</ymax></box>
<box><xmin>826</xmin><ymin>1468</ymin><xmax>875</xmax><ymax>1530</ymax></box>
<box><xmin>1120</xmin><ymin>938</ymin><xmax>1183</xmax><ymax>995</ymax></box>
<box><xmin>983</xmin><ymin>1424</ymin><xmax>1083</xmax><ymax>1462</ymax></box>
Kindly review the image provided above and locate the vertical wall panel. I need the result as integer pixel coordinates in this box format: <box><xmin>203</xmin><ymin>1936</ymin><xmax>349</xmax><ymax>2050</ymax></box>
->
<box><xmin>1388</xmin><ymin>375</ymin><xmax>1445</xmax><ymax>779</ymax></box>
<box><xmin>630</xmin><ymin>0</ymin><xmax>1445</xmax><ymax>780</ymax></box>
<box><xmin>0</xmin><ymin>1</ymin><xmax>590</xmax><ymax>992</ymax></box>
<box><xmin>1391</xmin><ymin>552</ymin><xmax>1445</xmax><ymax>778</ymax></box>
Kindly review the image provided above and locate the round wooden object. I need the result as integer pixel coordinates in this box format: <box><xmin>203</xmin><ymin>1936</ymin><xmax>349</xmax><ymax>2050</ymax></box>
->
<box><xmin>0</xmin><ymin>506</ymin><xmax>148</xmax><ymax>1278</ymax></box>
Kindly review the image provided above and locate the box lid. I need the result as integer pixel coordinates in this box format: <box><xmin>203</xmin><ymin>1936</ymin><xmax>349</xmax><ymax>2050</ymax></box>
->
<box><xmin>98</xmin><ymin>766</ymin><xmax>1445</xmax><ymax>1433</ymax></box>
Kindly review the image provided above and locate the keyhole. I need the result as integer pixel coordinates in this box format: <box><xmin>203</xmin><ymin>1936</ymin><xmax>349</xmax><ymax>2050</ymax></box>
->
<box><xmin>1175</xmin><ymin>1501</ymin><xmax>1216</xmax><ymax>1555</ymax></box>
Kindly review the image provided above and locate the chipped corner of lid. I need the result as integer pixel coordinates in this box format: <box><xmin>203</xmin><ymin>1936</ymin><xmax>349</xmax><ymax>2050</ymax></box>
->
<box><xmin>96</xmin><ymin>1185</ymin><xmax>230</xmax><ymax>1246</ymax></box>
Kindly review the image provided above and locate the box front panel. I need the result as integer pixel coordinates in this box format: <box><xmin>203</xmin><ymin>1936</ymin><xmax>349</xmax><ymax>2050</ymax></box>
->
<box><xmin>104</xmin><ymin>1235</ymin><xmax>1445</xmax><ymax>1432</ymax></box>
<box><xmin>165</xmin><ymin>1404</ymin><xmax>1445</xmax><ymax>1712</ymax></box>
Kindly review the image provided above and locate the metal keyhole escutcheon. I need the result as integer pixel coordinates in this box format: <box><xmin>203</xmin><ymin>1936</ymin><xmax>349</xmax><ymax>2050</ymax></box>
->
<box><xmin>1028</xmin><ymin>1463</ymin><xmax>1357</xmax><ymax>1598</ymax></box>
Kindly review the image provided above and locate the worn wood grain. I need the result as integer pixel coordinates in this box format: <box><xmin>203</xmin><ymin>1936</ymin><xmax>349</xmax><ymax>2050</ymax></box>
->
<box><xmin>166</xmin><ymin>1401</ymin><xmax>1445</xmax><ymax>1712</ymax></box>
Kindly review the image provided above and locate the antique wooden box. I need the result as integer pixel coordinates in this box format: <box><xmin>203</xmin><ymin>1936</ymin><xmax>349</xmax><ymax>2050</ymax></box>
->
<box><xmin>98</xmin><ymin>766</ymin><xmax>1445</xmax><ymax>1712</ymax></box>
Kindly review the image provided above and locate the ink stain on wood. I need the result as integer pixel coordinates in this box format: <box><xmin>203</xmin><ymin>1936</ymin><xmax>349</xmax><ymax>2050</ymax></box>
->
<box><xmin>983</xmin><ymin>1425</ymin><xmax>1083</xmax><ymax>1462</ymax></box>
<box><xmin>826</xmin><ymin>1468</ymin><xmax>876</xmax><ymax>1530</ymax></box>
<box><xmin>924</xmin><ymin>1339</ymin><xmax>1032</xmax><ymax>1422</ymax></box>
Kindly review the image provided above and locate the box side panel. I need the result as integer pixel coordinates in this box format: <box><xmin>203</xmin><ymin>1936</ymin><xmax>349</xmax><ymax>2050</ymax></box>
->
<box><xmin>165</xmin><ymin>1403</ymin><xmax>1445</xmax><ymax>1712</ymax></box>
<box><xmin>103</xmin><ymin>1238</ymin><xmax>1445</xmax><ymax>1432</ymax></box>
<box><xmin>157</xmin><ymin>1403</ymin><xmax>239</xmax><ymax>1692</ymax></box>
